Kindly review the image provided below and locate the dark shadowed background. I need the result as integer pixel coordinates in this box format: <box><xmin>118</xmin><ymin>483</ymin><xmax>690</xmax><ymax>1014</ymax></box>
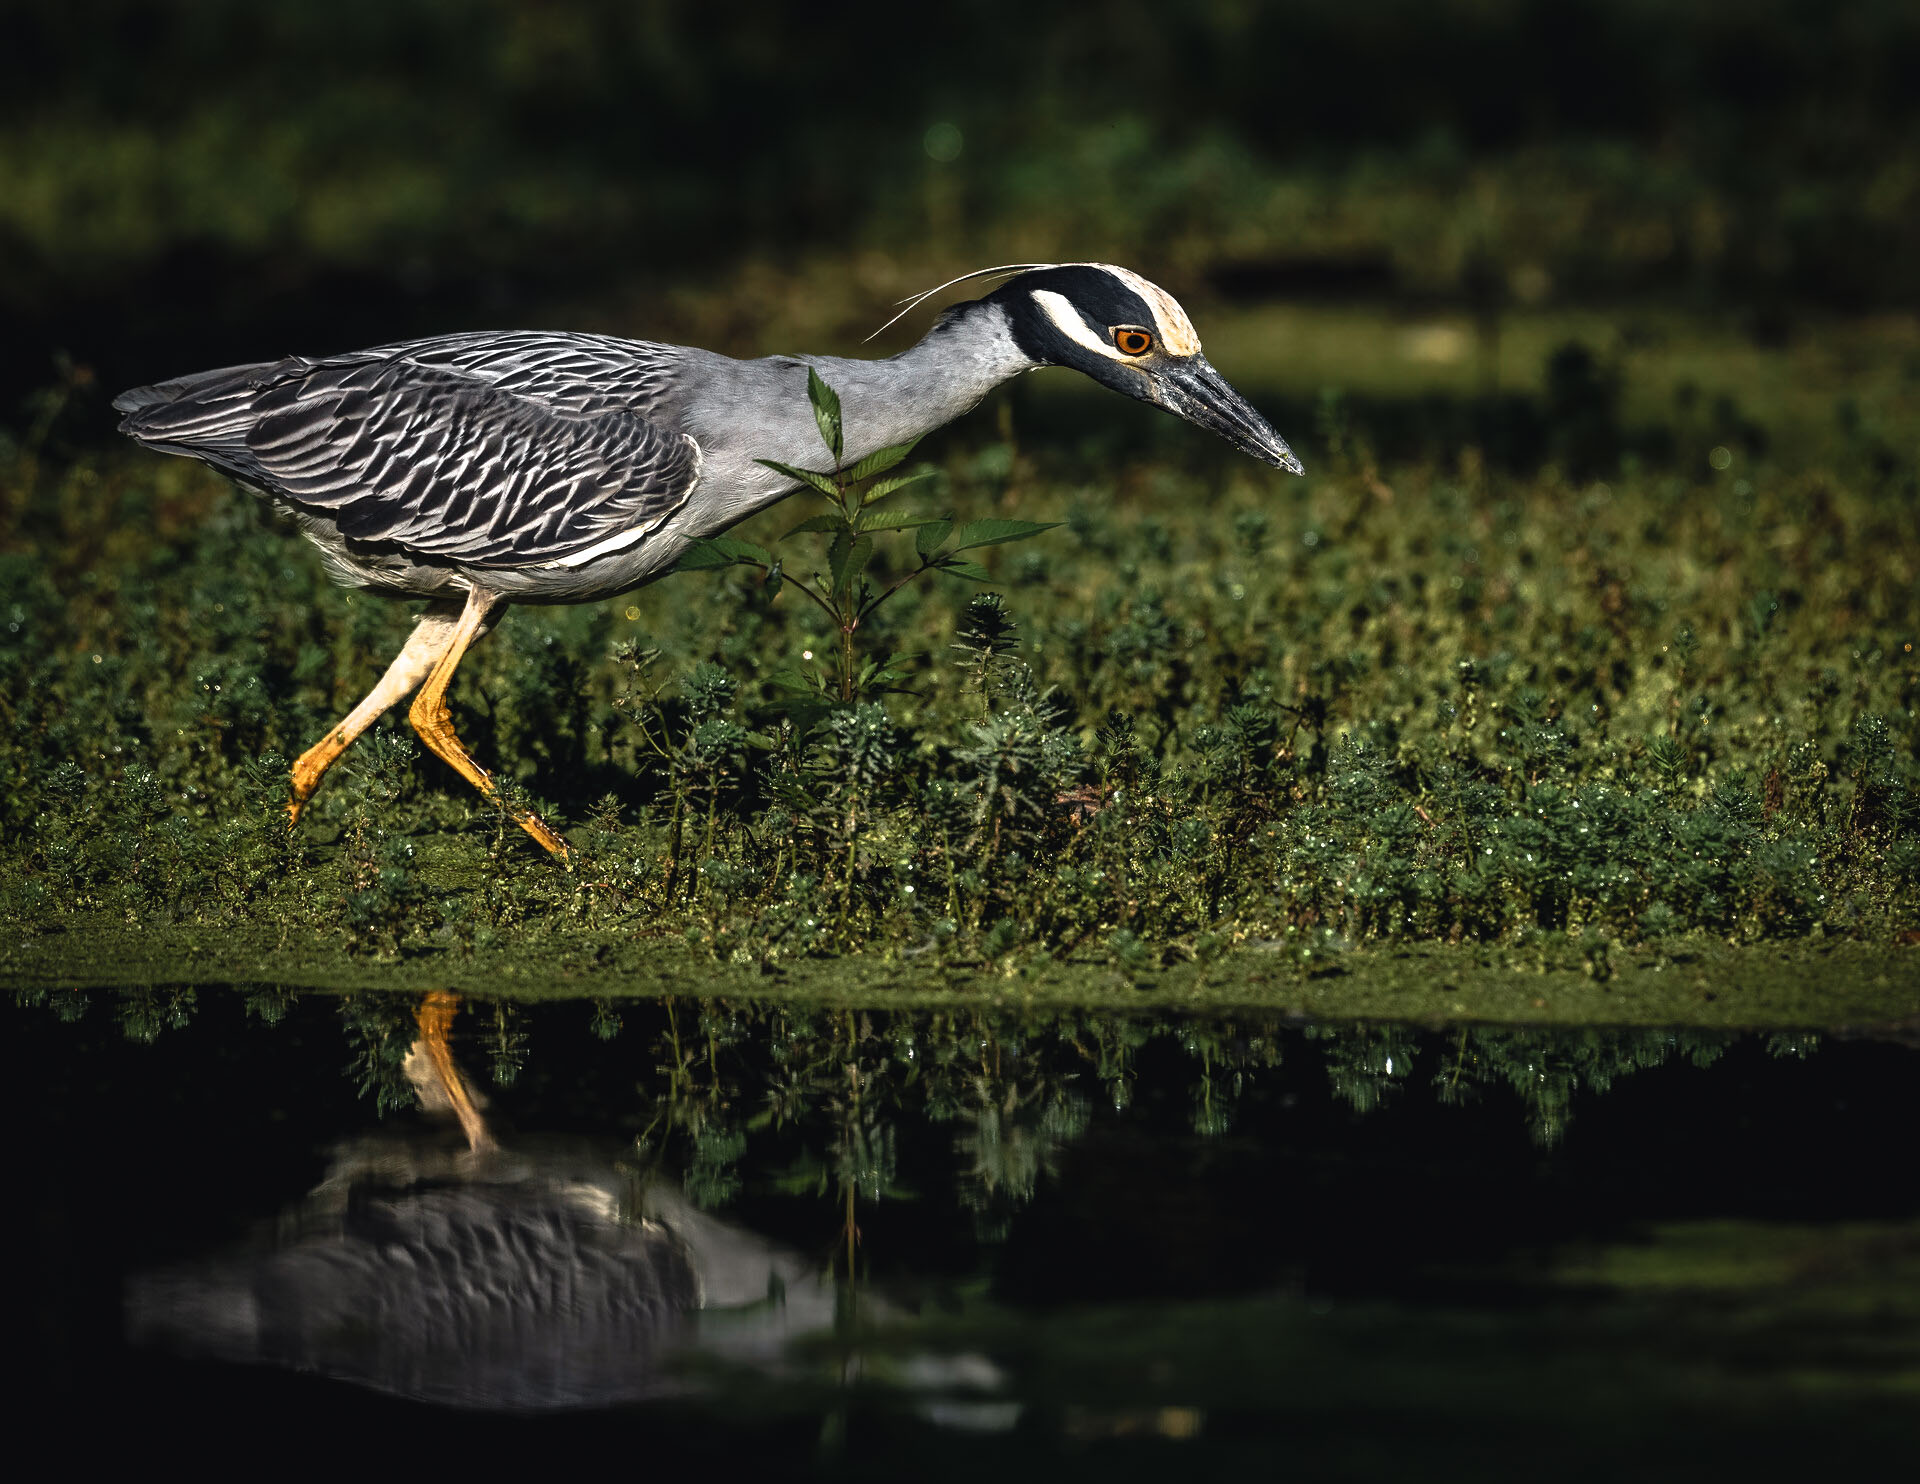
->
<box><xmin>6</xmin><ymin>0</ymin><xmax>1920</xmax><ymax>416</ymax></box>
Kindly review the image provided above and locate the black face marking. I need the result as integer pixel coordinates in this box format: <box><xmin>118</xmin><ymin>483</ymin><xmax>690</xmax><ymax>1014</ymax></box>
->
<box><xmin>932</xmin><ymin>264</ymin><xmax>1298</xmax><ymax>473</ymax></box>
<box><xmin>983</xmin><ymin>266</ymin><xmax>1158</xmax><ymax>365</ymax></box>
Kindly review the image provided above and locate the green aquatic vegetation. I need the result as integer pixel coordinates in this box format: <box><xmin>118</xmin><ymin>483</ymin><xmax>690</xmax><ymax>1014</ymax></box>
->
<box><xmin>1</xmin><ymin>348</ymin><xmax>1916</xmax><ymax>1002</ymax></box>
<box><xmin>337</xmin><ymin>729</ymin><xmax>424</xmax><ymax>957</ymax></box>
<box><xmin>676</xmin><ymin>368</ymin><xmax>1055</xmax><ymax>706</ymax></box>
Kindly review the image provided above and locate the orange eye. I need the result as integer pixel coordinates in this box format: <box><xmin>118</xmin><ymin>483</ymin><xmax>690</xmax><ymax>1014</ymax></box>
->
<box><xmin>1113</xmin><ymin>327</ymin><xmax>1154</xmax><ymax>356</ymax></box>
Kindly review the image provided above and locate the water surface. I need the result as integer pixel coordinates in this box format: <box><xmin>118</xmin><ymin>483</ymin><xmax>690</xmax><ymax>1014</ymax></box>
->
<box><xmin>11</xmin><ymin>989</ymin><xmax>1918</xmax><ymax>1475</ymax></box>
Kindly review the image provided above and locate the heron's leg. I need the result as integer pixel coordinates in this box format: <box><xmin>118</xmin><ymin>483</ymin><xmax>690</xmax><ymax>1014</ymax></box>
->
<box><xmin>412</xmin><ymin>991</ymin><xmax>494</xmax><ymax>1153</ymax></box>
<box><xmin>408</xmin><ymin>587</ymin><xmax>571</xmax><ymax>860</ymax></box>
<box><xmin>288</xmin><ymin>600</ymin><xmax>463</xmax><ymax>823</ymax></box>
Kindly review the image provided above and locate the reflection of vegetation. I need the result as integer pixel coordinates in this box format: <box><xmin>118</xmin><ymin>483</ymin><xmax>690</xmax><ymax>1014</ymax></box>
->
<box><xmin>485</xmin><ymin>1000</ymin><xmax>528</xmax><ymax>1087</ymax></box>
<box><xmin>19</xmin><ymin>987</ymin><xmax>1859</xmax><ymax>1236</ymax></box>
<box><xmin>630</xmin><ymin>1001</ymin><xmax>751</xmax><ymax>1212</ymax></box>
<box><xmin>1438</xmin><ymin>1029</ymin><xmax>1725</xmax><ymax>1147</ymax></box>
<box><xmin>588</xmin><ymin>998</ymin><xmax>623</xmax><ymax>1042</ymax></box>
<box><xmin>1310</xmin><ymin>1023</ymin><xmax>1418</xmax><ymax>1114</ymax></box>
<box><xmin>337</xmin><ymin>993</ymin><xmax>415</xmax><ymax>1116</ymax></box>
<box><xmin>954</xmin><ymin>1083</ymin><xmax>1088</xmax><ymax>1239</ymax></box>
<box><xmin>1305</xmin><ymin>1022</ymin><xmax>1746</xmax><ymax>1143</ymax></box>
<box><xmin>114</xmin><ymin>985</ymin><xmax>197</xmax><ymax>1044</ymax></box>
<box><xmin>244</xmin><ymin>985</ymin><xmax>296</xmax><ymax>1025</ymax></box>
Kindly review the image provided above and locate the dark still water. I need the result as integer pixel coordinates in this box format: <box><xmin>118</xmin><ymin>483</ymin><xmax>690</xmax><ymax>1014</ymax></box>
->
<box><xmin>9</xmin><ymin>988</ymin><xmax>1919</xmax><ymax>1476</ymax></box>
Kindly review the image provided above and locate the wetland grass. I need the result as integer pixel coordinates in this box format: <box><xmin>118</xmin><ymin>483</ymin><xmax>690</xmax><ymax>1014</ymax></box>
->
<box><xmin>2</xmin><ymin>331</ymin><xmax>1914</xmax><ymax>1020</ymax></box>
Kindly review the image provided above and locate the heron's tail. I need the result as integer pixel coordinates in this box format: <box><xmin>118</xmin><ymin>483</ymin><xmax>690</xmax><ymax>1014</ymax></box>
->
<box><xmin>114</xmin><ymin>359</ymin><xmax>294</xmax><ymax>443</ymax></box>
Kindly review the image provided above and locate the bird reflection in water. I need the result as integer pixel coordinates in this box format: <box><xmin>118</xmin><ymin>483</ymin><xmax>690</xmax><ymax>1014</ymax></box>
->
<box><xmin>128</xmin><ymin>991</ymin><xmax>1000</xmax><ymax>1417</ymax></box>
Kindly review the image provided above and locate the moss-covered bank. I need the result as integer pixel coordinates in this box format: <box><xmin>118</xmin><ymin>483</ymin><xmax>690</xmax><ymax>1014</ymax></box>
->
<box><xmin>4</xmin><ymin>920</ymin><xmax>1913</xmax><ymax>1029</ymax></box>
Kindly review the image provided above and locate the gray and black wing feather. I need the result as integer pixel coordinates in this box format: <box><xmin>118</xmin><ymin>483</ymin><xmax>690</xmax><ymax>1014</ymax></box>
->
<box><xmin>114</xmin><ymin>333</ymin><xmax>698</xmax><ymax>570</ymax></box>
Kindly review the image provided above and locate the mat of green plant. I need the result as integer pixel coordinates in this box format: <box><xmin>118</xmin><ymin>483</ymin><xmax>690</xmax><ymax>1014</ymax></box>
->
<box><xmin>2</xmin><ymin>320</ymin><xmax>1915</xmax><ymax>1020</ymax></box>
<box><xmin>3</xmin><ymin>924</ymin><xmax>1916</xmax><ymax>1031</ymax></box>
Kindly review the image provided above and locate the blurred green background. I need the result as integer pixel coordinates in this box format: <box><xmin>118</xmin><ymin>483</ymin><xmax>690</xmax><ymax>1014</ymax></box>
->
<box><xmin>6</xmin><ymin>0</ymin><xmax>1920</xmax><ymax>416</ymax></box>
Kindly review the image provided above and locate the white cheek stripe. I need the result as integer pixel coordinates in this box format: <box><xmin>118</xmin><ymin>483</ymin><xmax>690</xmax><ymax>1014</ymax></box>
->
<box><xmin>1033</xmin><ymin>289</ymin><xmax>1128</xmax><ymax>362</ymax></box>
<box><xmin>1099</xmin><ymin>264</ymin><xmax>1202</xmax><ymax>356</ymax></box>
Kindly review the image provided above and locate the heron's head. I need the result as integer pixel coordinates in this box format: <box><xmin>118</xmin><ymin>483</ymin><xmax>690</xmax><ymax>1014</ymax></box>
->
<box><xmin>985</xmin><ymin>264</ymin><xmax>1302</xmax><ymax>474</ymax></box>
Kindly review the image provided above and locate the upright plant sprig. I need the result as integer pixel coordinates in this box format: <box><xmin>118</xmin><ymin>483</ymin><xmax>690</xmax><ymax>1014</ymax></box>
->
<box><xmin>677</xmin><ymin>369</ymin><xmax>1057</xmax><ymax>703</ymax></box>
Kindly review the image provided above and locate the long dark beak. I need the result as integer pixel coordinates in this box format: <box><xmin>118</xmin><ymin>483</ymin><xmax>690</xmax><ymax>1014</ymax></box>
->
<box><xmin>1152</xmin><ymin>356</ymin><xmax>1303</xmax><ymax>474</ymax></box>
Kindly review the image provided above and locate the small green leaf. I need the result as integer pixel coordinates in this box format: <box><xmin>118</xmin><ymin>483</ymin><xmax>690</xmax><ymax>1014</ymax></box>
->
<box><xmin>938</xmin><ymin>559</ymin><xmax>994</xmax><ymax>582</ymax></box>
<box><xmin>854</xmin><ymin>508</ymin><xmax>942</xmax><ymax>533</ymax></box>
<box><xmin>806</xmin><ymin>367</ymin><xmax>843</xmax><ymax>461</ymax></box>
<box><xmin>954</xmin><ymin>518</ymin><xmax>1063</xmax><ymax>551</ymax></box>
<box><xmin>831</xmin><ymin>533</ymin><xmax>874</xmax><ymax>595</ymax></box>
<box><xmin>846</xmin><ymin>441</ymin><xmax>916</xmax><ymax>482</ymax></box>
<box><xmin>915</xmin><ymin>518</ymin><xmax>953</xmax><ymax>558</ymax></box>
<box><xmin>766</xmin><ymin>694</ymin><xmax>837</xmax><ymax>728</ymax></box>
<box><xmin>675</xmin><ymin>544</ymin><xmax>731</xmax><ymax>571</ymax></box>
<box><xmin>675</xmin><ymin>536</ymin><xmax>772</xmax><ymax>571</ymax></box>
<box><xmin>755</xmin><ymin>458</ymin><xmax>840</xmax><ymax>499</ymax></box>
<box><xmin>764</xmin><ymin>667</ymin><xmax>830</xmax><ymax>701</ymax></box>
<box><xmin>781</xmin><ymin>513</ymin><xmax>846</xmax><ymax>540</ymax></box>
<box><xmin>826</xmin><ymin>528</ymin><xmax>852</xmax><ymax>588</ymax></box>
<box><xmin>719</xmin><ymin>537</ymin><xmax>774</xmax><ymax>565</ymax></box>
<box><xmin>861</xmin><ymin>469</ymin><xmax>936</xmax><ymax>504</ymax></box>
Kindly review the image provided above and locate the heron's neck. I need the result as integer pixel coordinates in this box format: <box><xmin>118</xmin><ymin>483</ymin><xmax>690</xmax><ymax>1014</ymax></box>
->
<box><xmin>679</xmin><ymin>305</ymin><xmax>1037</xmax><ymax>526</ymax></box>
<box><xmin>805</xmin><ymin>303</ymin><xmax>1035</xmax><ymax>465</ymax></box>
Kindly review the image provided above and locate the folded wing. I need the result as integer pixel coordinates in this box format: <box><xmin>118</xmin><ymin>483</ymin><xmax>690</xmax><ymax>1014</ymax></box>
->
<box><xmin>118</xmin><ymin>346</ymin><xmax>700</xmax><ymax>570</ymax></box>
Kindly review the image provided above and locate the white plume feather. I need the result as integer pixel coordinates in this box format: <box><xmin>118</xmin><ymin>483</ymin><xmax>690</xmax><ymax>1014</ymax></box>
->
<box><xmin>863</xmin><ymin>263</ymin><xmax>1063</xmax><ymax>343</ymax></box>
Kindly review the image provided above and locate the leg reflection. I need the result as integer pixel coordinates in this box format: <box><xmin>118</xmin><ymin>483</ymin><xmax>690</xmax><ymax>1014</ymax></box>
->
<box><xmin>407</xmin><ymin>990</ymin><xmax>495</xmax><ymax>1154</ymax></box>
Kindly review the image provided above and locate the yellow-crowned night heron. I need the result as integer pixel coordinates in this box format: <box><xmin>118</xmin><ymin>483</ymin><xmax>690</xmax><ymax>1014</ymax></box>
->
<box><xmin>115</xmin><ymin>263</ymin><xmax>1300</xmax><ymax>857</ymax></box>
